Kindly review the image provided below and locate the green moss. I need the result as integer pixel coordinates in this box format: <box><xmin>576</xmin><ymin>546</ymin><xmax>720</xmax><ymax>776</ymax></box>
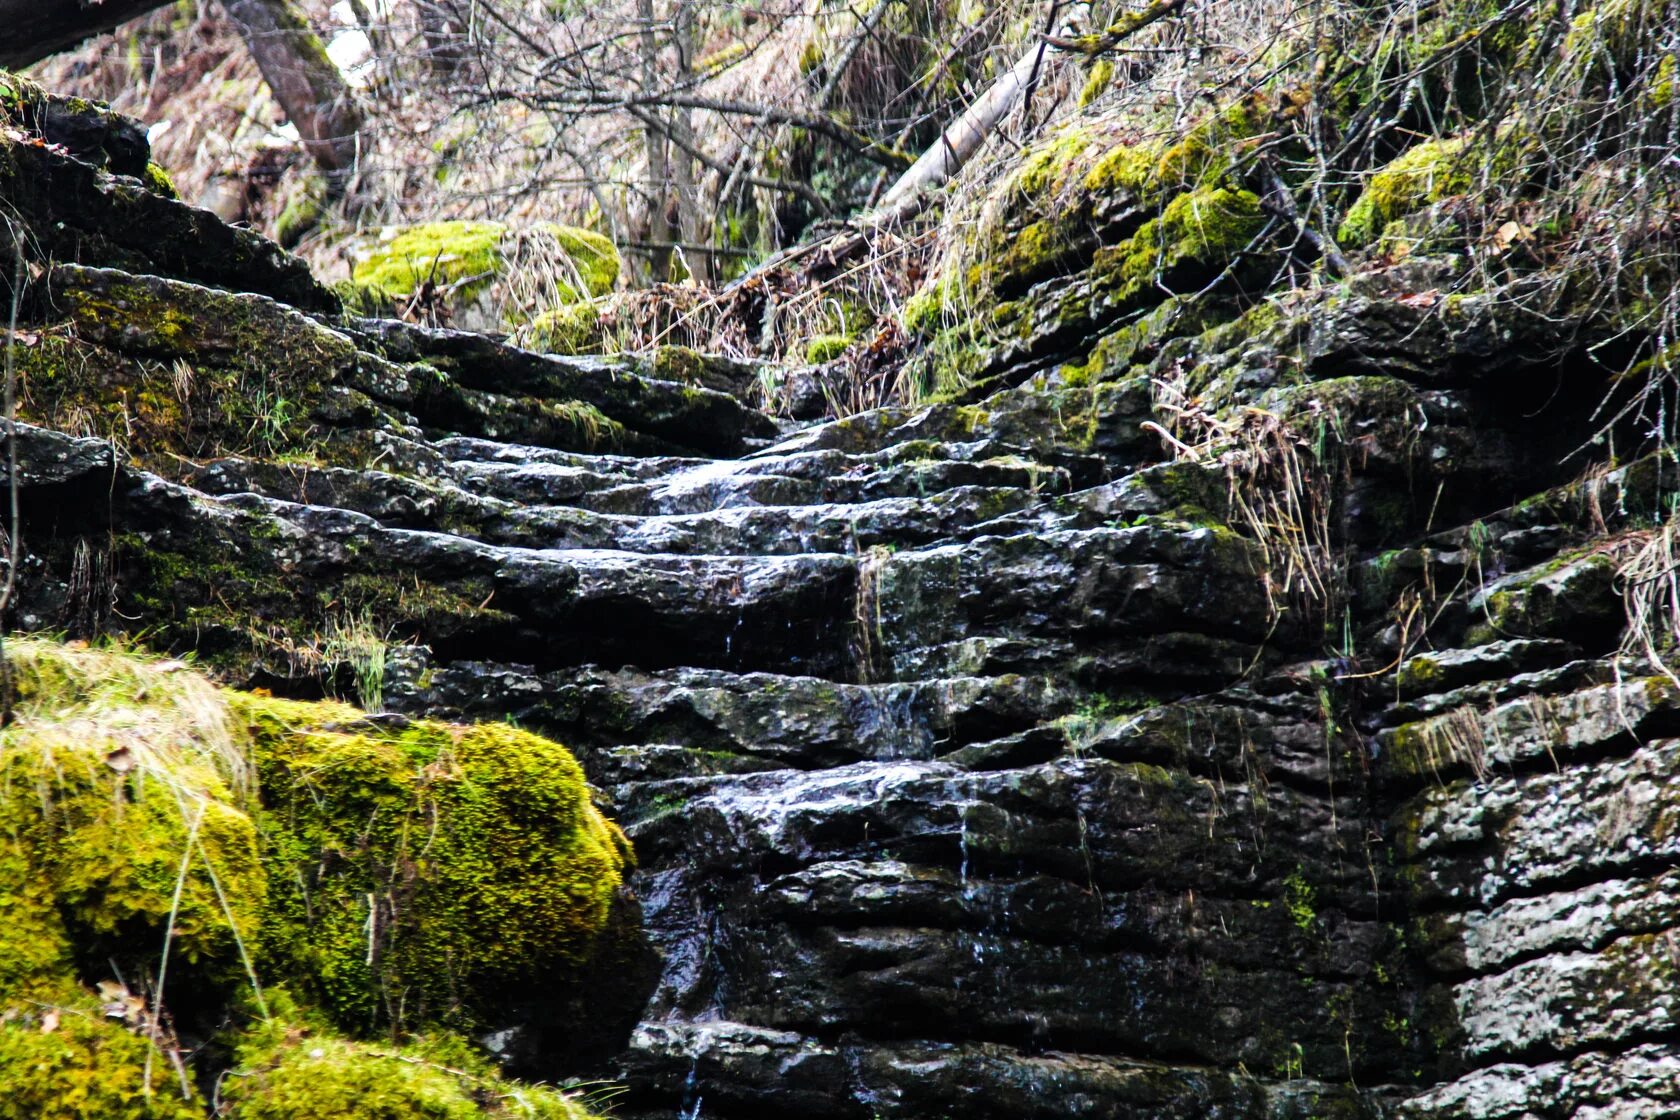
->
<box><xmin>1337</xmin><ymin>137</ymin><xmax>1473</xmax><ymax>249</ymax></box>
<box><xmin>1283</xmin><ymin>868</ymin><xmax>1319</xmax><ymax>933</ymax></box>
<box><xmin>650</xmin><ymin>345</ymin><xmax>707</xmax><ymax>383</ymax></box>
<box><xmin>1077</xmin><ymin>59</ymin><xmax>1115</xmax><ymax>108</ymax></box>
<box><xmin>524</xmin><ymin>303</ymin><xmax>603</xmax><ymax>355</ymax></box>
<box><xmin>1082</xmin><ymin>142</ymin><xmax>1159</xmax><ymax>198</ymax></box>
<box><xmin>1395</xmin><ymin>654</ymin><xmax>1444</xmax><ymax>695</ymax></box>
<box><xmin>353</xmin><ymin>222</ymin><xmax>619</xmax><ymax>322</ymax></box>
<box><xmin>1152</xmin><ymin>94</ymin><xmax>1268</xmax><ymax>194</ymax></box>
<box><xmin>1652</xmin><ymin>54</ymin><xmax>1676</xmax><ymax>111</ymax></box>
<box><xmin>353</xmin><ymin>221</ymin><xmax>506</xmax><ymax>303</ymax></box>
<box><xmin>332</xmin><ymin>278</ymin><xmax>392</xmax><ymax>318</ymax></box>
<box><xmin>274</xmin><ymin>183</ymin><xmax>325</xmax><ymax>249</ymax></box>
<box><xmin>535</xmin><ymin>225</ymin><xmax>619</xmax><ymax>301</ymax></box>
<box><xmin>239</xmin><ymin>693</ymin><xmax>630</xmax><ymax>1032</ymax></box>
<box><xmin>1094</xmin><ymin>186</ymin><xmax>1266</xmax><ymax>305</ymax></box>
<box><xmin>804</xmin><ymin>334</ymin><xmax>854</xmax><ymax>364</ymax></box>
<box><xmin>226</xmin><ymin>996</ymin><xmax>591</xmax><ymax>1120</ymax></box>
<box><xmin>0</xmin><ymin>1010</ymin><xmax>205</xmax><ymax>1120</ymax></box>
<box><xmin>1015</xmin><ymin>125</ymin><xmax>1101</xmax><ymax>196</ymax></box>
<box><xmin>0</xmin><ymin>638</ymin><xmax>622</xmax><ymax>1118</ymax></box>
<box><xmin>22</xmin><ymin>270</ymin><xmax>353</xmax><ymax>463</ymax></box>
<box><xmin>144</xmin><ymin>161</ymin><xmax>179</xmax><ymax>200</ymax></box>
<box><xmin>0</xmin><ymin>641</ymin><xmax>267</xmax><ymax>992</ymax></box>
<box><xmin>901</xmin><ymin>273</ymin><xmax>961</xmax><ymax>336</ymax></box>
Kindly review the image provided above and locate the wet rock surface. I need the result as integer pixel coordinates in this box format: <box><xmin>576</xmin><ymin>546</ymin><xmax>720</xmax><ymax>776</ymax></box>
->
<box><xmin>8</xmin><ymin>89</ymin><xmax>1680</xmax><ymax>1120</ymax></box>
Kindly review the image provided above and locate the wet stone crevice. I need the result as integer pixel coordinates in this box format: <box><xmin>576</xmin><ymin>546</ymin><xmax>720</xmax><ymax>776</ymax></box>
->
<box><xmin>8</xmin><ymin>97</ymin><xmax>1680</xmax><ymax>1120</ymax></box>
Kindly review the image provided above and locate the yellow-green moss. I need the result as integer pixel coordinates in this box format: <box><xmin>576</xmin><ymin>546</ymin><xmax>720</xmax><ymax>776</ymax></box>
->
<box><xmin>274</xmin><ymin>182</ymin><xmax>325</xmax><ymax>249</ymax></box>
<box><xmin>901</xmin><ymin>272</ymin><xmax>962</xmax><ymax>336</ymax></box>
<box><xmin>20</xmin><ymin>271</ymin><xmax>353</xmax><ymax>462</ymax></box>
<box><xmin>805</xmin><ymin>333</ymin><xmax>854</xmax><ymax>363</ymax></box>
<box><xmin>0</xmin><ymin>641</ymin><xmax>267</xmax><ymax>991</ymax></box>
<box><xmin>1152</xmin><ymin>94</ymin><xmax>1268</xmax><ymax>195</ymax></box>
<box><xmin>0</xmin><ymin>638</ymin><xmax>625</xmax><ymax>1117</ymax></box>
<box><xmin>1337</xmin><ymin>137</ymin><xmax>1472</xmax><ymax>249</ymax></box>
<box><xmin>144</xmin><ymin>161</ymin><xmax>179</xmax><ymax>200</ymax></box>
<box><xmin>1078</xmin><ymin>59</ymin><xmax>1115</xmax><ymax>108</ymax></box>
<box><xmin>353</xmin><ymin>221</ymin><xmax>507</xmax><ymax>303</ymax></box>
<box><xmin>1095</xmin><ymin>186</ymin><xmax>1266</xmax><ymax>303</ymax></box>
<box><xmin>1014</xmin><ymin>125</ymin><xmax>1102</xmax><ymax>196</ymax></box>
<box><xmin>353</xmin><ymin>222</ymin><xmax>619</xmax><ymax>320</ymax></box>
<box><xmin>238</xmin><ymin>693</ymin><xmax>630</xmax><ymax>1033</ymax></box>
<box><xmin>226</xmin><ymin>994</ymin><xmax>591</xmax><ymax>1120</ymax></box>
<box><xmin>524</xmin><ymin>302</ymin><xmax>603</xmax><ymax>355</ymax></box>
<box><xmin>535</xmin><ymin>225</ymin><xmax>620</xmax><ymax>301</ymax></box>
<box><xmin>1648</xmin><ymin>53</ymin><xmax>1675</xmax><ymax>111</ymax></box>
<box><xmin>0</xmin><ymin>1009</ymin><xmax>205</xmax><ymax>1120</ymax></box>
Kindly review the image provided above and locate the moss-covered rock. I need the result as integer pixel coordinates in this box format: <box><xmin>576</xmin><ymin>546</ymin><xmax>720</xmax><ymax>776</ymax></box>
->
<box><xmin>1338</xmin><ymin>137</ymin><xmax>1473</xmax><ymax>249</ymax></box>
<box><xmin>804</xmin><ymin>333</ymin><xmax>854</xmax><ymax>364</ymax></box>
<box><xmin>1092</xmin><ymin>185</ymin><xmax>1267</xmax><ymax>307</ymax></box>
<box><xmin>351</xmin><ymin>222</ymin><xmax>620</xmax><ymax>333</ymax></box>
<box><xmin>0</xmin><ymin>1010</ymin><xmax>205</xmax><ymax>1120</ymax></box>
<box><xmin>224</xmin><ymin>994</ymin><xmax>593</xmax><ymax>1120</ymax></box>
<box><xmin>0</xmin><ymin>638</ymin><xmax>626</xmax><ymax>1118</ymax></box>
<box><xmin>240</xmin><ymin>693</ymin><xmax>631</xmax><ymax>1032</ymax></box>
<box><xmin>523</xmin><ymin>302</ymin><xmax>605</xmax><ymax>355</ymax></box>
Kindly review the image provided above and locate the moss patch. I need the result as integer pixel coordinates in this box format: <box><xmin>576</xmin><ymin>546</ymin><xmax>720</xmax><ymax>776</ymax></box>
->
<box><xmin>804</xmin><ymin>334</ymin><xmax>854</xmax><ymax>364</ymax></box>
<box><xmin>353</xmin><ymin>221</ymin><xmax>506</xmax><ymax>303</ymax></box>
<box><xmin>240</xmin><ymin>693</ymin><xmax>631</xmax><ymax>1033</ymax></box>
<box><xmin>352</xmin><ymin>223</ymin><xmax>620</xmax><ymax>315</ymax></box>
<box><xmin>1337</xmin><ymin>137</ymin><xmax>1473</xmax><ymax>249</ymax></box>
<box><xmin>524</xmin><ymin>303</ymin><xmax>604</xmax><ymax>355</ymax></box>
<box><xmin>225</xmin><ymin>993</ymin><xmax>592</xmax><ymax>1120</ymax></box>
<box><xmin>0</xmin><ymin>638</ymin><xmax>624</xmax><ymax>1118</ymax></box>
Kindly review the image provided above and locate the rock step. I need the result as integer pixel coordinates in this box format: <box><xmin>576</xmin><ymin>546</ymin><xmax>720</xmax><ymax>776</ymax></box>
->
<box><xmin>384</xmin><ymin>659</ymin><xmax>1083</xmax><ymax>772</ymax></box>
<box><xmin>1394</xmin><ymin>736</ymin><xmax>1680</xmax><ymax>909</ymax></box>
<box><xmin>618</xmin><ymin>1021</ymin><xmax>1387</xmax><ymax>1120</ymax></box>
<box><xmin>185</xmin><ymin>456</ymin><xmax>1047</xmax><ymax>557</ymax></box>
<box><xmin>387</xmin><ymin>655</ymin><xmax>1372</xmax><ymax>795</ymax></box>
<box><xmin>448</xmin><ymin>439</ymin><xmax>1078</xmax><ymax>516</ymax></box>
<box><xmin>1396</xmin><ymin>1043</ymin><xmax>1680</xmax><ymax>1120</ymax></box>
<box><xmin>623</xmin><ymin>754</ymin><xmax>1393</xmax><ymax>1088</ymax></box>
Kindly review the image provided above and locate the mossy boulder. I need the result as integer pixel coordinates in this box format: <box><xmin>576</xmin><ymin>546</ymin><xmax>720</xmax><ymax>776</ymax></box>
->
<box><xmin>0</xmin><ymin>638</ymin><xmax>629</xmax><ymax>1118</ymax></box>
<box><xmin>1338</xmin><ymin>138</ymin><xmax>1473</xmax><ymax>249</ymax></box>
<box><xmin>351</xmin><ymin>222</ymin><xmax>620</xmax><ymax>333</ymax></box>
<box><xmin>241</xmin><ymin>693</ymin><xmax>633</xmax><ymax>1032</ymax></box>
<box><xmin>523</xmin><ymin>302</ymin><xmax>605</xmax><ymax>355</ymax></box>
<box><xmin>224</xmin><ymin>994</ymin><xmax>594</xmax><ymax>1120</ymax></box>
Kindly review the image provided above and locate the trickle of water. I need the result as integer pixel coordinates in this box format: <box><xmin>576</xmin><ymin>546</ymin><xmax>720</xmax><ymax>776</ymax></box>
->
<box><xmin>679</xmin><ymin>1055</ymin><xmax>704</xmax><ymax>1120</ymax></box>
<box><xmin>957</xmin><ymin>805</ymin><xmax>971</xmax><ymax>893</ymax></box>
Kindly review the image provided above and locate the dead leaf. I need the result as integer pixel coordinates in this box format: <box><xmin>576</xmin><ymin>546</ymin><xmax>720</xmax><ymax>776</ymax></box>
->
<box><xmin>1396</xmin><ymin>289</ymin><xmax>1441</xmax><ymax>308</ymax></box>
<box><xmin>104</xmin><ymin>746</ymin><xmax>136</xmax><ymax>773</ymax></box>
<box><xmin>1492</xmin><ymin>220</ymin><xmax>1533</xmax><ymax>251</ymax></box>
<box><xmin>39</xmin><ymin>1009</ymin><xmax>59</xmax><ymax>1034</ymax></box>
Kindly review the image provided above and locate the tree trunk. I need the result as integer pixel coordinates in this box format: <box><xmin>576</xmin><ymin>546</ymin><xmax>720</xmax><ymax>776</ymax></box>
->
<box><xmin>872</xmin><ymin>0</ymin><xmax>1187</xmax><ymax>222</ymax></box>
<box><xmin>670</xmin><ymin>0</ymin><xmax>705</xmax><ymax>281</ymax></box>
<box><xmin>221</xmin><ymin>0</ymin><xmax>365</xmax><ymax>188</ymax></box>
<box><xmin>637</xmin><ymin>0</ymin><xmax>673</xmax><ymax>282</ymax></box>
<box><xmin>872</xmin><ymin>47</ymin><xmax>1044</xmax><ymax>221</ymax></box>
<box><xmin>0</xmin><ymin>0</ymin><xmax>175</xmax><ymax>71</ymax></box>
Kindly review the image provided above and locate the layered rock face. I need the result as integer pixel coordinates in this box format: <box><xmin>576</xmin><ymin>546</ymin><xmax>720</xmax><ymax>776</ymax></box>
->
<box><xmin>6</xmin><ymin>80</ymin><xmax>1680</xmax><ymax>1119</ymax></box>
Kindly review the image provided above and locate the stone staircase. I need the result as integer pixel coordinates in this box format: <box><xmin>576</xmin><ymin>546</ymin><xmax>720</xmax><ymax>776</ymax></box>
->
<box><xmin>10</xmin><ymin>87</ymin><xmax>1680</xmax><ymax>1119</ymax></box>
